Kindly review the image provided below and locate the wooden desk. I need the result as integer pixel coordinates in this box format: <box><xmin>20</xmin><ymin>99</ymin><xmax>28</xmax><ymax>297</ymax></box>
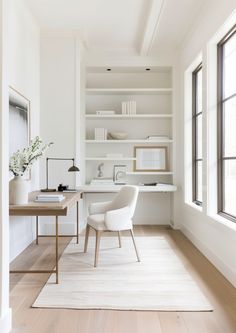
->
<box><xmin>9</xmin><ymin>191</ymin><xmax>81</xmax><ymax>284</ymax></box>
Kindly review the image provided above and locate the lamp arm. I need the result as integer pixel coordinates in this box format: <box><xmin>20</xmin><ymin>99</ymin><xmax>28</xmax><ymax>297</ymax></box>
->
<box><xmin>47</xmin><ymin>158</ymin><xmax>74</xmax><ymax>161</ymax></box>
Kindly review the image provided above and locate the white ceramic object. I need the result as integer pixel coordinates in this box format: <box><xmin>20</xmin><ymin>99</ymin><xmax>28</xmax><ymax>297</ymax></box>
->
<box><xmin>109</xmin><ymin>132</ymin><xmax>128</xmax><ymax>140</ymax></box>
<box><xmin>9</xmin><ymin>176</ymin><xmax>29</xmax><ymax>204</ymax></box>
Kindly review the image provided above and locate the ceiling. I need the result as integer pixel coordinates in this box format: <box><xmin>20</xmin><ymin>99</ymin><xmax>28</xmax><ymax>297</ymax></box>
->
<box><xmin>23</xmin><ymin>0</ymin><xmax>206</xmax><ymax>56</ymax></box>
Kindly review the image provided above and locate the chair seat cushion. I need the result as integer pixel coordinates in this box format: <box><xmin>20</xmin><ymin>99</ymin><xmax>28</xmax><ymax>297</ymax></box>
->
<box><xmin>87</xmin><ymin>214</ymin><xmax>108</xmax><ymax>231</ymax></box>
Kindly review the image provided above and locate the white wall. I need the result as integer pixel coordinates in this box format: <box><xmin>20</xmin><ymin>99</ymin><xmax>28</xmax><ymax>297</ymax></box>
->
<box><xmin>175</xmin><ymin>0</ymin><xmax>236</xmax><ymax>287</ymax></box>
<box><xmin>39</xmin><ymin>33</ymin><xmax>83</xmax><ymax>234</ymax></box>
<box><xmin>8</xmin><ymin>0</ymin><xmax>40</xmax><ymax>261</ymax></box>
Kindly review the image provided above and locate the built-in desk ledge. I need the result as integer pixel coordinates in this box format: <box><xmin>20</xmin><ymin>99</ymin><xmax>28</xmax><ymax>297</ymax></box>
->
<box><xmin>77</xmin><ymin>184</ymin><xmax>177</xmax><ymax>193</ymax></box>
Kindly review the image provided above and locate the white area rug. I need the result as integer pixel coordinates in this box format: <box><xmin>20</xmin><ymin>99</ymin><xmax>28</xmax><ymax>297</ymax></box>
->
<box><xmin>33</xmin><ymin>237</ymin><xmax>212</xmax><ymax>311</ymax></box>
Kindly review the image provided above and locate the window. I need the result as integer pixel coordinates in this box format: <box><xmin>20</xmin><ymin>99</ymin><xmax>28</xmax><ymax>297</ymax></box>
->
<box><xmin>218</xmin><ymin>26</ymin><xmax>236</xmax><ymax>221</ymax></box>
<box><xmin>192</xmin><ymin>63</ymin><xmax>203</xmax><ymax>205</ymax></box>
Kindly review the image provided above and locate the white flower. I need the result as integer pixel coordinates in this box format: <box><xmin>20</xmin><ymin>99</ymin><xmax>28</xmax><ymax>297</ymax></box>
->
<box><xmin>9</xmin><ymin>136</ymin><xmax>53</xmax><ymax>176</ymax></box>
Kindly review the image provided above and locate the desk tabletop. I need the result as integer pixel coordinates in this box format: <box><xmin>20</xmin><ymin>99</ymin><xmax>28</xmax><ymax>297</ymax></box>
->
<box><xmin>9</xmin><ymin>191</ymin><xmax>81</xmax><ymax>216</ymax></box>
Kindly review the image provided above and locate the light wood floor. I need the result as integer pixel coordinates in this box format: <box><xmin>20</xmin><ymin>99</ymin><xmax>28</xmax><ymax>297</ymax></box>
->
<box><xmin>10</xmin><ymin>226</ymin><xmax>236</xmax><ymax>333</ymax></box>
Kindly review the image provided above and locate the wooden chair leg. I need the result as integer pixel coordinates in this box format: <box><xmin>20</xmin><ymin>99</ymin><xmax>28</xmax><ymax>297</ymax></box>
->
<box><xmin>84</xmin><ymin>224</ymin><xmax>90</xmax><ymax>253</ymax></box>
<box><xmin>130</xmin><ymin>229</ymin><xmax>141</xmax><ymax>262</ymax></box>
<box><xmin>118</xmin><ymin>231</ymin><xmax>122</xmax><ymax>248</ymax></box>
<box><xmin>94</xmin><ymin>230</ymin><xmax>102</xmax><ymax>267</ymax></box>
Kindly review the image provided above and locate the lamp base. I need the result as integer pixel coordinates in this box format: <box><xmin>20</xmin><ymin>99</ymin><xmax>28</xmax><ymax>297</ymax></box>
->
<box><xmin>40</xmin><ymin>188</ymin><xmax>57</xmax><ymax>192</ymax></box>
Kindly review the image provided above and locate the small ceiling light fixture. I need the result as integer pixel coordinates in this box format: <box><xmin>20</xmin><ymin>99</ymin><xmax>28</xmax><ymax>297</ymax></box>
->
<box><xmin>106</xmin><ymin>68</ymin><xmax>111</xmax><ymax>71</ymax></box>
<box><xmin>146</xmin><ymin>68</ymin><xmax>151</xmax><ymax>71</ymax></box>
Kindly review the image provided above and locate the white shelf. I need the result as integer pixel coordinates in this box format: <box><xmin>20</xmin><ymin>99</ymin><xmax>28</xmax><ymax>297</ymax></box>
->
<box><xmin>127</xmin><ymin>172</ymin><xmax>173</xmax><ymax>175</ymax></box>
<box><xmin>86</xmin><ymin>88</ymin><xmax>172</xmax><ymax>95</ymax></box>
<box><xmin>85</xmin><ymin>139</ymin><xmax>173</xmax><ymax>144</ymax></box>
<box><xmin>86</xmin><ymin>114</ymin><xmax>173</xmax><ymax>119</ymax></box>
<box><xmin>78</xmin><ymin>184</ymin><xmax>177</xmax><ymax>193</ymax></box>
<box><xmin>85</xmin><ymin>157</ymin><xmax>137</xmax><ymax>161</ymax></box>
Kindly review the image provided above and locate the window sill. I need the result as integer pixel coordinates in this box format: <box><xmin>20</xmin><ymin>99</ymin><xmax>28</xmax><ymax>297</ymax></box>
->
<box><xmin>208</xmin><ymin>213</ymin><xmax>236</xmax><ymax>232</ymax></box>
<box><xmin>185</xmin><ymin>201</ymin><xmax>203</xmax><ymax>212</ymax></box>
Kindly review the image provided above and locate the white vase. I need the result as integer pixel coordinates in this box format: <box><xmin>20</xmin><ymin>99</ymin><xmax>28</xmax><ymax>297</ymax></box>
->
<box><xmin>9</xmin><ymin>176</ymin><xmax>29</xmax><ymax>205</ymax></box>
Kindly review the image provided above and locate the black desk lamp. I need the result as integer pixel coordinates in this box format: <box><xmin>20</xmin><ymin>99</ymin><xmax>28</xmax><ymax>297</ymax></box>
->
<box><xmin>41</xmin><ymin>157</ymin><xmax>80</xmax><ymax>192</ymax></box>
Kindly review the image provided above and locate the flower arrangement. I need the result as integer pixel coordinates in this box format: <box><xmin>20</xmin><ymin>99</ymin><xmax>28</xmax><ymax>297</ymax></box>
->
<box><xmin>9</xmin><ymin>136</ymin><xmax>53</xmax><ymax>176</ymax></box>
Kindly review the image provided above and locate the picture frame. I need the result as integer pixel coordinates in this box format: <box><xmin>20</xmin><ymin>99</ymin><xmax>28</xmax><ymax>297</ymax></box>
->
<box><xmin>9</xmin><ymin>86</ymin><xmax>31</xmax><ymax>179</ymax></box>
<box><xmin>134</xmin><ymin>146</ymin><xmax>168</xmax><ymax>172</ymax></box>
<box><xmin>113</xmin><ymin>165</ymin><xmax>127</xmax><ymax>184</ymax></box>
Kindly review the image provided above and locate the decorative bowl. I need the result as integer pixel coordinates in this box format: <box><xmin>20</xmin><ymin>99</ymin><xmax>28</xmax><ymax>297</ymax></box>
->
<box><xmin>108</xmin><ymin>132</ymin><xmax>128</xmax><ymax>140</ymax></box>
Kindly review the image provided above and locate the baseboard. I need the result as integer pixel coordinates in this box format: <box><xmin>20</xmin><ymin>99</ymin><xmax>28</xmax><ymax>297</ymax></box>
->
<box><xmin>0</xmin><ymin>309</ymin><xmax>11</xmax><ymax>333</ymax></box>
<box><xmin>181</xmin><ymin>226</ymin><xmax>236</xmax><ymax>287</ymax></box>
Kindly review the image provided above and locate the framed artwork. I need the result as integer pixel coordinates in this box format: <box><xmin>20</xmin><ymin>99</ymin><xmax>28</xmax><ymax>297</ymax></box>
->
<box><xmin>9</xmin><ymin>86</ymin><xmax>31</xmax><ymax>178</ymax></box>
<box><xmin>134</xmin><ymin>146</ymin><xmax>168</xmax><ymax>171</ymax></box>
<box><xmin>113</xmin><ymin>165</ymin><xmax>127</xmax><ymax>184</ymax></box>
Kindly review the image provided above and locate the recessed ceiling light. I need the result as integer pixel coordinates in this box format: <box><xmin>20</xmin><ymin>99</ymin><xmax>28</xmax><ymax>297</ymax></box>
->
<box><xmin>106</xmin><ymin>68</ymin><xmax>111</xmax><ymax>71</ymax></box>
<box><xmin>146</xmin><ymin>68</ymin><xmax>151</xmax><ymax>71</ymax></box>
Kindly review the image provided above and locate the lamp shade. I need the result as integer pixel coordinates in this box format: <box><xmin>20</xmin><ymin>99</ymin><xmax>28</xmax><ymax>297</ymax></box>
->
<box><xmin>68</xmin><ymin>165</ymin><xmax>80</xmax><ymax>172</ymax></box>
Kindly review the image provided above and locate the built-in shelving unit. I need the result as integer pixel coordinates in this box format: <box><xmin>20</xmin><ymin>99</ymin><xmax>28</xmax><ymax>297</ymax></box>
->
<box><xmin>83</xmin><ymin>66</ymin><xmax>174</xmax><ymax>185</ymax></box>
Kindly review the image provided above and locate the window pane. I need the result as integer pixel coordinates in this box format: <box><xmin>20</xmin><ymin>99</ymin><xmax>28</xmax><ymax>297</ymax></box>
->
<box><xmin>223</xmin><ymin>32</ymin><xmax>236</xmax><ymax>99</ymax></box>
<box><xmin>223</xmin><ymin>96</ymin><xmax>236</xmax><ymax>157</ymax></box>
<box><xmin>223</xmin><ymin>159</ymin><xmax>236</xmax><ymax>217</ymax></box>
<box><xmin>196</xmin><ymin>161</ymin><xmax>202</xmax><ymax>202</ymax></box>
<box><xmin>196</xmin><ymin>114</ymin><xmax>202</xmax><ymax>159</ymax></box>
<box><xmin>196</xmin><ymin>69</ymin><xmax>202</xmax><ymax>112</ymax></box>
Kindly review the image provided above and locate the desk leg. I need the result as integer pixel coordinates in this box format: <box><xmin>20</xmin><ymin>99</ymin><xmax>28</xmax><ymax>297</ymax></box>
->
<box><xmin>76</xmin><ymin>201</ymin><xmax>79</xmax><ymax>244</ymax></box>
<box><xmin>56</xmin><ymin>216</ymin><xmax>59</xmax><ymax>284</ymax></box>
<box><xmin>36</xmin><ymin>216</ymin><xmax>39</xmax><ymax>245</ymax></box>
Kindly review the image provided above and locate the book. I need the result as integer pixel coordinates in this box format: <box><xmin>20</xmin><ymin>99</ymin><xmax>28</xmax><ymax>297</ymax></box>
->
<box><xmin>91</xmin><ymin>178</ymin><xmax>113</xmax><ymax>183</ymax></box>
<box><xmin>35</xmin><ymin>197</ymin><xmax>65</xmax><ymax>202</ymax></box>
<box><xmin>139</xmin><ymin>182</ymin><xmax>173</xmax><ymax>186</ymax></box>
<box><xmin>37</xmin><ymin>194</ymin><xmax>64</xmax><ymax>199</ymax></box>
<box><xmin>35</xmin><ymin>194</ymin><xmax>65</xmax><ymax>202</ymax></box>
<box><xmin>121</xmin><ymin>102</ymin><xmax>127</xmax><ymax>115</ymax></box>
<box><xmin>146</xmin><ymin>135</ymin><xmax>169</xmax><ymax>141</ymax></box>
<box><xmin>95</xmin><ymin>128</ymin><xmax>107</xmax><ymax>140</ymax></box>
<box><xmin>121</xmin><ymin>101</ymin><xmax>137</xmax><ymax>115</ymax></box>
<box><xmin>130</xmin><ymin>101</ymin><xmax>136</xmax><ymax>115</ymax></box>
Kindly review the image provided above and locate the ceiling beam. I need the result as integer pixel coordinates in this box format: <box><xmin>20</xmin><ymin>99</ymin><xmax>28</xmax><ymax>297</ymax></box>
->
<box><xmin>140</xmin><ymin>0</ymin><xmax>165</xmax><ymax>56</ymax></box>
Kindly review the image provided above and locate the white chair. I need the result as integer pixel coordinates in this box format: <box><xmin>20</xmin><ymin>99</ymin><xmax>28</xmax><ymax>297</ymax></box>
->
<box><xmin>84</xmin><ymin>185</ymin><xmax>140</xmax><ymax>267</ymax></box>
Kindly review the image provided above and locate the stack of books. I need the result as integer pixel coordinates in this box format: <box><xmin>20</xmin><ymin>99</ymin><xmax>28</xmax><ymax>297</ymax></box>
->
<box><xmin>121</xmin><ymin>101</ymin><xmax>136</xmax><ymax>115</ymax></box>
<box><xmin>90</xmin><ymin>178</ymin><xmax>114</xmax><ymax>185</ymax></box>
<box><xmin>35</xmin><ymin>194</ymin><xmax>65</xmax><ymax>202</ymax></box>
<box><xmin>96</xmin><ymin>110</ymin><xmax>116</xmax><ymax>115</ymax></box>
<box><xmin>94</xmin><ymin>128</ymin><xmax>107</xmax><ymax>140</ymax></box>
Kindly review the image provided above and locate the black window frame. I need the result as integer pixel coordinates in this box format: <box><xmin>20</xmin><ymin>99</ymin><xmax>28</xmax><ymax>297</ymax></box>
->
<box><xmin>217</xmin><ymin>25</ymin><xmax>236</xmax><ymax>222</ymax></box>
<box><xmin>192</xmin><ymin>63</ymin><xmax>203</xmax><ymax>206</ymax></box>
